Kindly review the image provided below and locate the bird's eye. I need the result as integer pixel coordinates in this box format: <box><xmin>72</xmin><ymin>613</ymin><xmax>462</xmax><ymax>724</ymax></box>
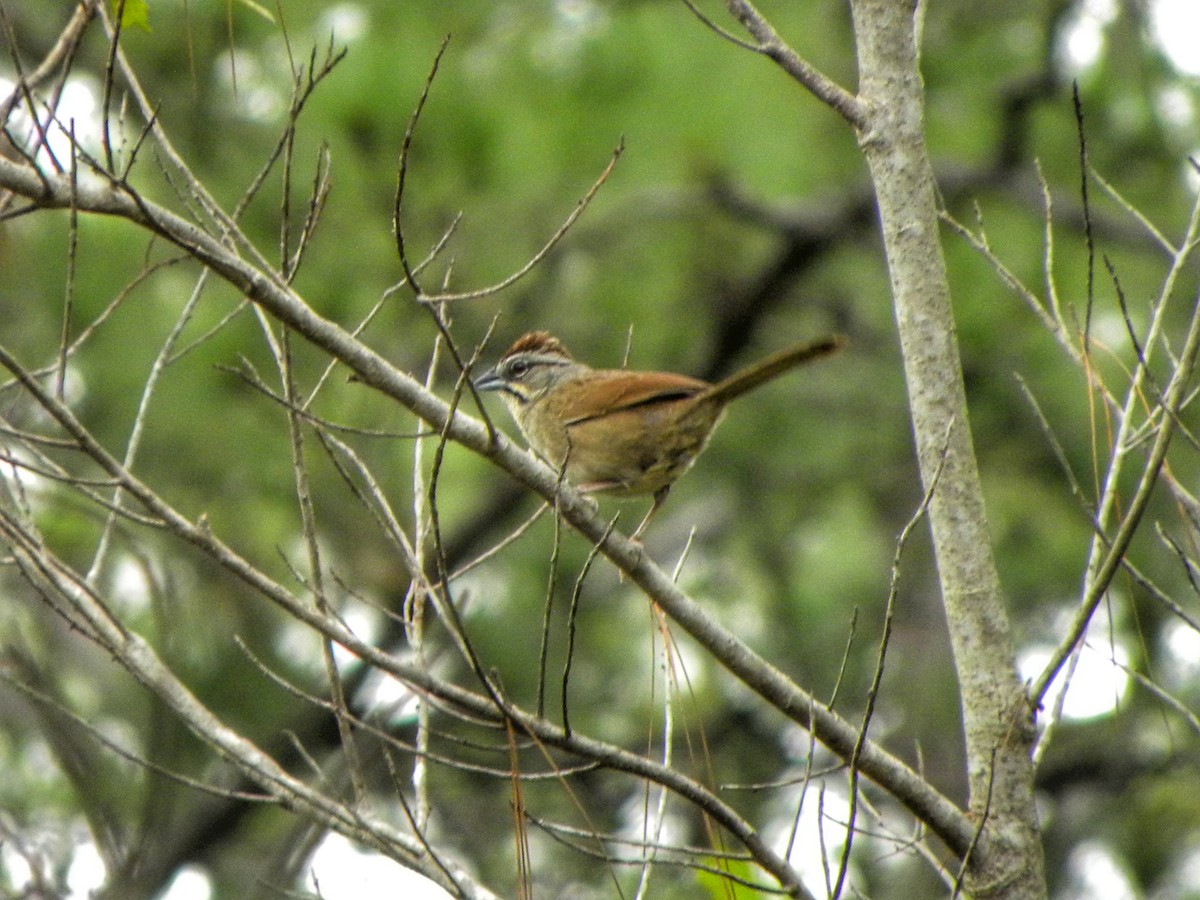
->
<box><xmin>507</xmin><ymin>358</ymin><xmax>531</xmax><ymax>378</ymax></box>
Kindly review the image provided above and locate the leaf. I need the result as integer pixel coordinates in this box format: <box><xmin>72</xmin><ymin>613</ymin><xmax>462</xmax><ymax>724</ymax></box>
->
<box><xmin>695</xmin><ymin>857</ymin><xmax>774</xmax><ymax>899</ymax></box>
<box><xmin>110</xmin><ymin>0</ymin><xmax>150</xmax><ymax>31</ymax></box>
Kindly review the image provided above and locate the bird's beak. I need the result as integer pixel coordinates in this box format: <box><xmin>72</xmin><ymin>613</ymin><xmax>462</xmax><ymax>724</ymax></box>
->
<box><xmin>473</xmin><ymin>368</ymin><xmax>504</xmax><ymax>393</ymax></box>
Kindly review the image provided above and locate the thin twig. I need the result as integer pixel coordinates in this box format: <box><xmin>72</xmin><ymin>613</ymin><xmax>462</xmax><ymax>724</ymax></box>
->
<box><xmin>832</xmin><ymin>416</ymin><xmax>953</xmax><ymax>899</ymax></box>
<box><xmin>560</xmin><ymin>516</ymin><xmax>617</xmax><ymax>737</ymax></box>
<box><xmin>1073</xmin><ymin>82</ymin><xmax>1095</xmax><ymax>347</ymax></box>
<box><xmin>393</xmin><ymin>35</ymin><xmax>450</xmax><ymax>296</ymax></box>
<box><xmin>417</xmin><ymin>141</ymin><xmax>625</xmax><ymax>303</ymax></box>
<box><xmin>86</xmin><ymin>271</ymin><xmax>207</xmax><ymax>585</ymax></box>
<box><xmin>1033</xmin><ymin>184</ymin><xmax>1200</xmax><ymax>707</ymax></box>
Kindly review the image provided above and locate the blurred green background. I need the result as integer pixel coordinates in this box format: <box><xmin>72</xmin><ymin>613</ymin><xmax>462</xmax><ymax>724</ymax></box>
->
<box><xmin>2</xmin><ymin>1</ymin><xmax>1200</xmax><ymax>897</ymax></box>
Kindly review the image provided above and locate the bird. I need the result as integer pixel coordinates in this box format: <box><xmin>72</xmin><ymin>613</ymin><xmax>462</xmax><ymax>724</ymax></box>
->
<box><xmin>474</xmin><ymin>330</ymin><xmax>843</xmax><ymax>535</ymax></box>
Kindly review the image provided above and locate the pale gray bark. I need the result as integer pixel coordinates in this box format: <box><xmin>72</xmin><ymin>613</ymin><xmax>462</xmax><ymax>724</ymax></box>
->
<box><xmin>849</xmin><ymin>1</ymin><xmax>1046</xmax><ymax>896</ymax></box>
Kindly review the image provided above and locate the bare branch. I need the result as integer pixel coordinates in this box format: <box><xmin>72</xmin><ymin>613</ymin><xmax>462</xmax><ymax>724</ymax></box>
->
<box><xmin>417</xmin><ymin>141</ymin><xmax>626</xmax><ymax>304</ymax></box>
<box><xmin>721</xmin><ymin>0</ymin><xmax>867</xmax><ymax>130</ymax></box>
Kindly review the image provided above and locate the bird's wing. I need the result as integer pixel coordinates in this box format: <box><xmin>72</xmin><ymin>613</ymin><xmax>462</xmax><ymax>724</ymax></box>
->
<box><xmin>560</xmin><ymin>370</ymin><xmax>708</xmax><ymax>425</ymax></box>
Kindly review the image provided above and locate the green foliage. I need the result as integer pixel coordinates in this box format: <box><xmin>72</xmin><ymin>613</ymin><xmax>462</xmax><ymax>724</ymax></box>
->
<box><xmin>3</xmin><ymin>0</ymin><xmax>1200</xmax><ymax>897</ymax></box>
<box><xmin>696</xmin><ymin>856</ymin><xmax>775</xmax><ymax>899</ymax></box>
<box><xmin>111</xmin><ymin>0</ymin><xmax>149</xmax><ymax>32</ymax></box>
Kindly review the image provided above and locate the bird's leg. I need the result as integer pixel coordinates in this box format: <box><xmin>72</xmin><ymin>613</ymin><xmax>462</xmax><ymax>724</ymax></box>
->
<box><xmin>630</xmin><ymin>486</ymin><xmax>670</xmax><ymax>542</ymax></box>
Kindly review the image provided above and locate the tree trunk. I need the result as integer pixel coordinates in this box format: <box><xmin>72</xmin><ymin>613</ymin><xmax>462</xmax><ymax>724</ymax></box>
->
<box><xmin>850</xmin><ymin>0</ymin><xmax>1047</xmax><ymax>896</ymax></box>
